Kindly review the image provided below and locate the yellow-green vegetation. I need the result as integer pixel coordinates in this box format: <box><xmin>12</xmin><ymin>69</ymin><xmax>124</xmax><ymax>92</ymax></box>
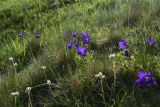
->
<box><xmin>1</xmin><ymin>0</ymin><xmax>160</xmax><ymax>107</ymax></box>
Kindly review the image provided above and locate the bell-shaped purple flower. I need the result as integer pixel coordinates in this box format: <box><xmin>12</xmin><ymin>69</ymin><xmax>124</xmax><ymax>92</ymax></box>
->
<box><xmin>67</xmin><ymin>41</ymin><xmax>72</xmax><ymax>49</ymax></box>
<box><xmin>82</xmin><ymin>35</ymin><xmax>91</xmax><ymax>44</ymax></box>
<box><xmin>76</xmin><ymin>46</ymin><xmax>88</xmax><ymax>56</ymax></box>
<box><xmin>35</xmin><ymin>33</ymin><xmax>40</xmax><ymax>39</ymax></box>
<box><xmin>65</xmin><ymin>33</ymin><xmax>70</xmax><ymax>38</ymax></box>
<box><xmin>136</xmin><ymin>70</ymin><xmax>157</xmax><ymax>88</ymax></box>
<box><xmin>118</xmin><ymin>38</ymin><xmax>128</xmax><ymax>50</ymax></box>
<box><xmin>19</xmin><ymin>32</ymin><xmax>25</xmax><ymax>38</ymax></box>
<box><xmin>72</xmin><ymin>32</ymin><xmax>78</xmax><ymax>37</ymax></box>
<box><xmin>148</xmin><ymin>37</ymin><xmax>156</xmax><ymax>46</ymax></box>
<box><xmin>81</xmin><ymin>32</ymin><xmax>91</xmax><ymax>44</ymax></box>
<box><xmin>82</xmin><ymin>32</ymin><xmax>89</xmax><ymax>38</ymax></box>
<box><xmin>73</xmin><ymin>40</ymin><xmax>79</xmax><ymax>47</ymax></box>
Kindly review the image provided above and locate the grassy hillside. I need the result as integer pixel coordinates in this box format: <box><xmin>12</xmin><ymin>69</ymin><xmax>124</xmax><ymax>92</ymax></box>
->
<box><xmin>1</xmin><ymin>0</ymin><xmax>160</xmax><ymax>106</ymax></box>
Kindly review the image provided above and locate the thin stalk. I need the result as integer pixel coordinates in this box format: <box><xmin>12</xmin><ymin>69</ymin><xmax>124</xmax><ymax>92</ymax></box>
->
<box><xmin>15</xmin><ymin>96</ymin><xmax>17</xmax><ymax>107</ymax></box>
<box><xmin>27</xmin><ymin>92</ymin><xmax>33</xmax><ymax>107</ymax></box>
<box><xmin>100</xmin><ymin>79</ymin><xmax>106</xmax><ymax>106</ymax></box>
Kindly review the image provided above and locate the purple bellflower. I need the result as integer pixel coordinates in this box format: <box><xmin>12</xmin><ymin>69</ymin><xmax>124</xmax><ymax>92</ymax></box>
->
<box><xmin>118</xmin><ymin>38</ymin><xmax>128</xmax><ymax>50</ymax></box>
<box><xmin>19</xmin><ymin>32</ymin><xmax>25</xmax><ymax>38</ymax></box>
<box><xmin>136</xmin><ymin>70</ymin><xmax>157</xmax><ymax>88</ymax></box>
<box><xmin>67</xmin><ymin>41</ymin><xmax>72</xmax><ymax>49</ymax></box>
<box><xmin>35</xmin><ymin>33</ymin><xmax>40</xmax><ymax>38</ymax></box>
<box><xmin>76</xmin><ymin>46</ymin><xmax>88</xmax><ymax>57</ymax></box>
<box><xmin>73</xmin><ymin>40</ymin><xmax>79</xmax><ymax>47</ymax></box>
<box><xmin>148</xmin><ymin>37</ymin><xmax>156</xmax><ymax>46</ymax></box>
<box><xmin>82</xmin><ymin>32</ymin><xmax>91</xmax><ymax>44</ymax></box>
<box><xmin>65</xmin><ymin>33</ymin><xmax>70</xmax><ymax>38</ymax></box>
<box><xmin>82</xmin><ymin>35</ymin><xmax>91</xmax><ymax>44</ymax></box>
<box><xmin>82</xmin><ymin>32</ymin><xmax>89</xmax><ymax>38</ymax></box>
<box><xmin>72</xmin><ymin>32</ymin><xmax>78</xmax><ymax>37</ymax></box>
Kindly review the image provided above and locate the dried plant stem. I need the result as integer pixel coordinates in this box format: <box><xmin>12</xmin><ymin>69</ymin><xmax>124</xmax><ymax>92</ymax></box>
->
<box><xmin>27</xmin><ymin>92</ymin><xmax>33</xmax><ymax>107</ymax></box>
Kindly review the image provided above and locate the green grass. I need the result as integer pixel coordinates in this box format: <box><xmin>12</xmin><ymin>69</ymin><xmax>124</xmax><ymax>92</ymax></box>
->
<box><xmin>0</xmin><ymin>0</ymin><xmax>160</xmax><ymax>106</ymax></box>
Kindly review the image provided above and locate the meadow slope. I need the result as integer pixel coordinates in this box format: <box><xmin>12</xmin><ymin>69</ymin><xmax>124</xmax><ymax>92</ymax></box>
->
<box><xmin>1</xmin><ymin>0</ymin><xmax>160</xmax><ymax>107</ymax></box>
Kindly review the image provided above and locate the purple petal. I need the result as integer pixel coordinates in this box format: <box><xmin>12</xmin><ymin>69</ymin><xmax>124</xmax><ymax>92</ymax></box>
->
<box><xmin>118</xmin><ymin>38</ymin><xmax>128</xmax><ymax>50</ymax></box>
<box><xmin>136</xmin><ymin>70</ymin><xmax>157</xmax><ymax>88</ymax></box>
<box><xmin>35</xmin><ymin>33</ymin><xmax>40</xmax><ymax>38</ymax></box>
<box><xmin>148</xmin><ymin>38</ymin><xmax>156</xmax><ymax>46</ymax></box>
<box><xmin>82</xmin><ymin>32</ymin><xmax>88</xmax><ymax>38</ymax></box>
<box><xmin>65</xmin><ymin>33</ymin><xmax>70</xmax><ymax>38</ymax></box>
<box><xmin>67</xmin><ymin>42</ymin><xmax>72</xmax><ymax>49</ymax></box>
<box><xmin>138</xmin><ymin>70</ymin><xmax>147</xmax><ymax>78</ymax></box>
<box><xmin>136</xmin><ymin>78</ymin><xmax>143</xmax><ymax>86</ymax></box>
<box><xmin>124</xmin><ymin>38</ymin><xmax>128</xmax><ymax>44</ymax></box>
<box><xmin>147</xmin><ymin>72</ymin><xmax>154</xmax><ymax>77</ymax></box>
<box><xmin>19</xmin><ymin>32</ymin><xmax>25</xmax><ymax>38</ymax></box>
<box><xmin>118</xmin><ymin>42</ymin><xmax>126</xmax><ymax>49</ymax></box>
<box><xmin>72</xmin><ymin>32</ymin><xmax>78</xmax><ymax>37</ymax></box>
<box><xmin>82</xmin><ymin>36</ymin><xmax>91</xmax><ymax>44</ymax></box>
<box><xmin>76</xmin><ymin>46</ymin><xmax>88</xmax><ymax>57</ymax></box>
<box><xmin>73</xmin><ymin>40</ymin><xmax>79</xmax><ymax>47</ymax></box>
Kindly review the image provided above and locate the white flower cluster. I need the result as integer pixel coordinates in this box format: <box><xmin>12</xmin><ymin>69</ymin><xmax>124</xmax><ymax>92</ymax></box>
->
<box><xmin>14</xmin><ymin>63</ymin><xmax>18</xmax><ymax>66</ymax></box>
<box><xmin>95</xmin><ymin>72</ymin><xmax>105</xmax><ymax>79</ymax></box>
<box><xmin>41</xmin><ymin>66</ymin><xmax>46</xmax><ymax>69</ymax></box>
<box><xmin>109</xmin><ymin>54</ymin><xmax>116</xmax><ymax>58</ymax></box>
<box><xmin>9</xmin><ymin>57</ymin><xmax>18</xmax><ymax>66</ymax></box>
<box><xmin>25</xmin><ymin>87</ymin><xmax>32</xmax><ymax>93</ymax></box>
<box><xmin>47</xmin><ymin>80</ymin><xmax>51</xmax><ymax>85</ymax></box>
<box><xmin>9</xmin><ymin>57</ymin><xmax>14</xmax><ymax>61</ymax></box>
<box><xmin>11</xmin><ymin>91</ymin><xmax>19</xmax><ymax>96</ymax></box>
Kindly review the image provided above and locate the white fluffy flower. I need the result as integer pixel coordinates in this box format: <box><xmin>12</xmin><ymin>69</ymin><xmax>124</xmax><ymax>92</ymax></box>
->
<box><xmin>95</xmin><ymin>72</ymin><xmax>103</xmax><ymax>77</ymax></box>
<box><xmin>95</xmin><ymin>72</ymin><xmax>105</xmax><ymax>79</ymax></box>
<box><xmin>9</xmin><ymin>57</ymin><xmax>13</xmax><ymax>61</ymax></box>
<box><xmin>11</xmin><ymin>91</ymin><xmax>19</xmax><ymax>96</ymax></box>
<box><xmin>41</xmin><ymin>66</ymin><xmax>46</xmax><ymax>69</ymax></box>
<box><xmin>25</xmin><ymin>87</ymin><xmax>32</xmax><ymax>93</ymax></box>
<box><xmin>101</xmin><ymin>75</ymin><xmax>105</xmax><ymax>79</ymax></box>
<box><xmin>109</xmin><ymin>54</ymin><xmax>116</xmax><ymax>58</ymax></box>
<box><xmin>14</xmin><ymin>63</ymin><xmax>18</xmax><ymax>66</ymax></box>
<box><xmin>47</xmin><ymin>80</ymin><xmax>51</xmax><ymax>85</ymax></box>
